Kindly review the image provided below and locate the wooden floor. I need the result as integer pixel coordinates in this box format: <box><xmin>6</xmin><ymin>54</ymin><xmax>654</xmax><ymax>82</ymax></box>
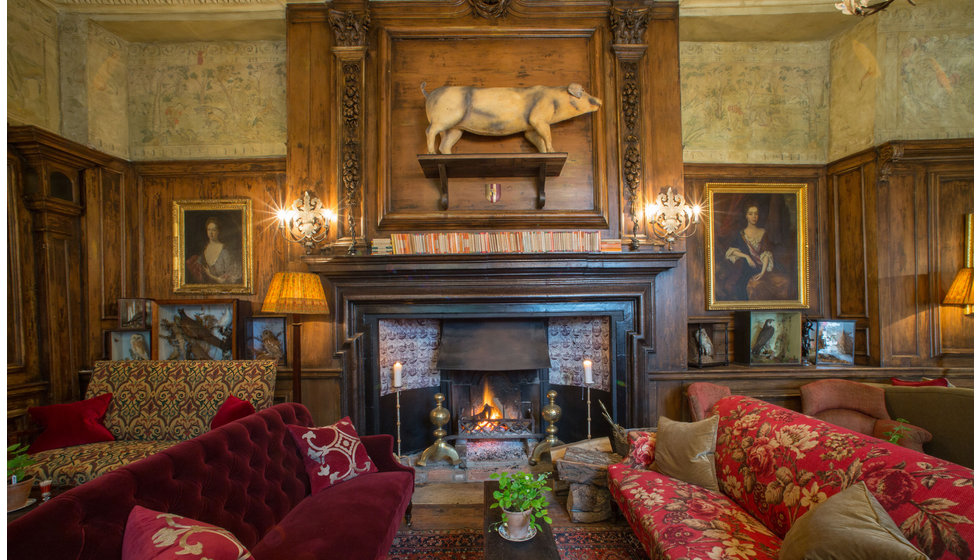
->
<box><xmin>400</xmin><ymin>481</ymin><xmax>629</xmax><ymax>531</ymax></box>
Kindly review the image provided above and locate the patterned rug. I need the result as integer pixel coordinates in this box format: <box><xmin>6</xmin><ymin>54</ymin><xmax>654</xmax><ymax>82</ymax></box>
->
<box><xmin>386</xmin><ymin>527</ymin><xmax>646</xmax><ymax>560</ymax></box>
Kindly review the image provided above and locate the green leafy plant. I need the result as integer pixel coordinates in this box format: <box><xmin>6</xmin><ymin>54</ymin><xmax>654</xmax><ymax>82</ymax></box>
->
<box><xmin>489</xmin><ymin>471</ymin><xmax>553</xmax><ymax>533</ymax></box>
<box><xmin>7</xmin><ymin>443</ymin><xmax>35</xmax><ymax>484</ymax></box>
<box><xmin>883</xmin><ymin>418</ymin><xmax>912</xmax><ymax>444</ymax></box>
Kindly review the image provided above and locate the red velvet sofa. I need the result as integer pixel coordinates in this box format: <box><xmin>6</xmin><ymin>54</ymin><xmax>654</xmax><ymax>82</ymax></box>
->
<box><xmin>609</xmin><ymin>394</ymin><xmax>974</xmax><ymax>560</ymax></box>
<box><xmin>8</xmin><ymin>403</ymin><xmax>415</xmax><ymax>560</ymax></box>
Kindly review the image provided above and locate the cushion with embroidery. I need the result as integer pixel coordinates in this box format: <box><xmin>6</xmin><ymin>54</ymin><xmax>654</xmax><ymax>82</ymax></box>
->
<box><xmin>122</xmin><ymin>505</ymin><xmax>252</xmax><ymax>560</ymax></box>
<box><xmin>210</xmin><ymin>395</ymin><xmax>256</xmax><ymax>430</ymax></box>
<box><xmin>28</xmin><ymin>393</ymin><xmax>115</xmax><ymax>453</ymax></box>
<box><xmin>287</xmin><ymin>417</ymin><xmax>378</xmax><ymax>493</ymax></box>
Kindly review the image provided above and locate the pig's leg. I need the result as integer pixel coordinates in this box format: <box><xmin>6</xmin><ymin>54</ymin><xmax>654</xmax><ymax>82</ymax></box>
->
<box><xmin>425</xmin><ymin>125</ymin><xmax>440</xmax><ymax>154</ymax></box>
<box><xmin>439</xmin><ymin>128</ymin><xmax>463</xmax><ymax>154</ymax></box>
<box><xmin>524</xmin><ymin>130</ymin><xmax>548</xmax><ymax>153</ymax></box>
<box><xmin>529</xmin><ymin>121</ymin><xmax>554</xmax><ymax>152</ymax></box>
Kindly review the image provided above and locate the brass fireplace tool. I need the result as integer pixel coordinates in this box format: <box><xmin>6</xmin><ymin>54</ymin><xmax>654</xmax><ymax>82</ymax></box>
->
<box><xmin>416</xmin><ymin>393</ymin><xmax>461</xmax><ymax>466</ymax></box>
<box><xmin>529</xmin><ymin>390</ymin><xmax>563</xmax><ymax>465</ymax></box>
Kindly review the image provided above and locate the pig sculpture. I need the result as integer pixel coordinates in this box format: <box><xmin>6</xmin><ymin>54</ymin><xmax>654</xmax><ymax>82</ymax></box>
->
<box><xmin>421</xmin><ymin>82</ymin><xmax>602</xmax><ymax>154</ymax></box>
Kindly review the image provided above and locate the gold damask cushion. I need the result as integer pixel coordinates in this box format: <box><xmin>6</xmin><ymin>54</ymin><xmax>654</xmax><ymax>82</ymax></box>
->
<box><xmin>28</xmin><ymin>440</ymin><xmax>178</xmax><ymax>487</ymax></box>
<box><xmin>654</xmin><ymin>415</ymin><xmax>720</xmax><ymax>492</ymax></box>
<box><xmin>86</xmin><ymin>360</ymin><xmax>277</xmax><ymax>441</ymax></box>
<box><xmin>779</xmin><ymin>481</ymin><xmax>927</xmax><ymax>560</ymax></box>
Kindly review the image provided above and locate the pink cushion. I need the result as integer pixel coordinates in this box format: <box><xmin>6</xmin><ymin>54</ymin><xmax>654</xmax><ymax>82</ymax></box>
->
<box><xmin>28</xmin><ymin>393</ymin><xmax>115</xmax><ymax>453</ymax></box>
<box><xmin>122</xmin><ymin>505</ymin><xmax>252</xmax><ymax>559</ymax></box>
<box><xmin>287</xmin><ymin>417</ymin><xmax>377</xmax><ymax>493</ymax></box>
<box><xmin>890</xmin><ymin>377</ymin><xmax>950</xmax><ymax>387</ymax></box>
<box><xmin>210</xmin><ymin>395</ymin><xmax>256</xmax><ymax>429</ymax></box>
<box><xmin>800</xmin><ymin>379</ymin><xmax>890</xmax><ymax>419</ymax></box>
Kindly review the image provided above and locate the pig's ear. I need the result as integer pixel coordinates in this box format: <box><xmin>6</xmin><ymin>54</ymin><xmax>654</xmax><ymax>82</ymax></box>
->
<box><xmin>567</xmin><ymin>83</ymin><xmax>584</xmax><ymax>98</ymax></box>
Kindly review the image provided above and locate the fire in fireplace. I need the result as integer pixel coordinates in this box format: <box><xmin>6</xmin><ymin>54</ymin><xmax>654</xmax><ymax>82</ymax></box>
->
<box><xmin>458</xmin><ymin>374</ymin><xmax>534</xmax><ymax>437</ymax></box>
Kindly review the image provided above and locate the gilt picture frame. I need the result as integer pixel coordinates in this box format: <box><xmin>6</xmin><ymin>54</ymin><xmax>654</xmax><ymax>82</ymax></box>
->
<box><xmin>173</xmin><ymin>199</ymin><xmax>253</xmax><ymax>295</ymax></box>
<box><xmin>152</xmin><ymin>299</ymin><xmax>238</xmax><ymax>360</ymax></box>
<box><xmin>705</xmin><ymin>183</ymin><xmax>808</xmax><ymax>310</ymax></box>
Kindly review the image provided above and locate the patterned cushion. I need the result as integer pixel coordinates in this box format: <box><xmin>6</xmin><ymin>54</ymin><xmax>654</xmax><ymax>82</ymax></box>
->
<box><xmin>625</xmin><ymin>430</ymin><xmax>656</xmax><ymax>469</ymax></box>
<box><xmin>608</xmin><ymin>464</ymin><xmax>782</xmax><ymax>560</ymax></box>
<box><xmin>28</xmin><ymin>440</ymin><xmax>178</xmax><ymax>487</ymax></box>
<box><xmin>711</xmin><ymin>396</ymin><xmax>974</xmax><ymax>560</ymax></box>
<box><xmin>122</xmin><ymin>505</ymin><xmax>253</xmax><ymax>560</ymax></box>
<box><xmin>86</xmin><ymin>360</ymin><xmax>277</xmax><ymax>441</ymax></box>
<box><xmin>287</xmin><ymin>418</ymin><xmax>377</xmax><ymax>493</ymax></box>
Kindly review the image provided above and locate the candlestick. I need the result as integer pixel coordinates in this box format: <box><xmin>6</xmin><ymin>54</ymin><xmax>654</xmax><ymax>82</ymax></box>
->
<box><xmin>393</xmin><ymin>361</ymin><xmax>402</xmax><ymax>388</ymax></box>
<box><xmin>395</xmin><ymin>386</ymin><xmax>402</xmax><ymax>460</ymax></box>
<box><xmin>586</xmin><ymin>385</ymin><xmax>592</xmax><ymax>440</ymax></box>
<box><xmin>583</xmin><ymin>359</ymin><xmax>593</xmax><ymax>385</ymax></box>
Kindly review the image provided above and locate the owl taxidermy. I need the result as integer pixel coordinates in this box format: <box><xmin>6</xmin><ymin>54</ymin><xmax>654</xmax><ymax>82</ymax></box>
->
<box><xmin>129</xmin><ymin>333</ymin><xmax>150</xmax><ymax>360</ymax></box>
<box><xmin>693</xmin><ymin>327</ymin><xmax>713</xmax><ymax>357</ymax></box>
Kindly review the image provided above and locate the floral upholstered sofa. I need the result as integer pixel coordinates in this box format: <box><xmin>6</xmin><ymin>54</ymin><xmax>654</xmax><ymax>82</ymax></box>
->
<box><xmin>608</xmin><ymin>394</ymin><xmax>974</xmax><ymax>560</ymax></box>
<box><xmin>28</xmin><ymin>360</ymin><xmax>278</xmax><ymax>487</ymax></box>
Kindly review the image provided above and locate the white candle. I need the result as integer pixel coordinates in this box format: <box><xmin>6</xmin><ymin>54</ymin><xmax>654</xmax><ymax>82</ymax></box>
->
<box><xmin>393</xmin><ymin>362</ymin><xmax>403</xmax><ymax>388</ymax></box>
<box><xmin>583</xmin><ymin>359</ymin><xmax>593</xmax><ymax>385</ymax></box>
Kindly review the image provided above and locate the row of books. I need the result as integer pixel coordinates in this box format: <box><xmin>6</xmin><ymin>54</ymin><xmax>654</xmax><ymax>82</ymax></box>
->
<box><xmin>385</xmin><ymin>231</ymin><xmax>606</xmax><ymax>255</ymax></box>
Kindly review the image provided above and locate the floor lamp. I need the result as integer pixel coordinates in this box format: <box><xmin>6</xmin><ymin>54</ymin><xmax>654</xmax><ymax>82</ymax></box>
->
<box><xmin>261</xmin><ymin>271</ymin><xmax>329</xmax><ymax>403</ymax></box>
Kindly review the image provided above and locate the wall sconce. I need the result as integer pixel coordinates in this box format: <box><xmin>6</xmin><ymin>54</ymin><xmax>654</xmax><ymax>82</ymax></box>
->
<box><xmin>645</xmin><ymin>187</ymin><xmax>701</xmax><ymax>250</ymax></box>
<box><xmin>835</xmin><ymin>0</ymin><xmax>914</xmax><ymax>16</ymax></box>
<box><xmin>942</xmin><ymin>213</ymin><xmax>973</xmax><ymax>316</ymax></box>
<box><xmin>276</xmin><ymin>190</ymin><xmax>335</xmax><ymax>255</ymax></box>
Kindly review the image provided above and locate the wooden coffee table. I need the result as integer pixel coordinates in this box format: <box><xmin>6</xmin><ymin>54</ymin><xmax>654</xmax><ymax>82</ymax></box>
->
<box><xmin>483</xmin><ymin>481</ymin><xmax>560</xmax><ymax>560</ymax></box>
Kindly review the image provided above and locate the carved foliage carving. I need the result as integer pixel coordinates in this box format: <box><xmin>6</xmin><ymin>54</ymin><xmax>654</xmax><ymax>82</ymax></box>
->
<box><xmin>620</xmin><ymin>61</ymin><xmax>642</xmax><ymax>243</ymax></box>
<box><xmin>469</xmin><ymin>0</ymin><xmax>510</xmax><ymax>19</ymax></box>
<box><xmin>341</xmin><ymin>61</ymin><xmax>362</xmax><ymax>240</ymax></box>
<box><xmin>329</xmin><ymin>9</ymin><xmax>370</xmax><ymax>47</ymax></box>
<box><xmin>610</xmin><ymin>7</ymin><xmax>651</xmax><ymax>45</ymax></box>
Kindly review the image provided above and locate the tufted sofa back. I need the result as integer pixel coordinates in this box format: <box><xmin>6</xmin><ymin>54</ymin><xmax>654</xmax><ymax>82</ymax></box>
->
<box><xmin>9</xmin><ymin>402</ymin><xmax>313</xmax><ymax>560</ymax></box>
<box><xmin>85</xmin><ymin>360</ymin><xmax>278</xmax><ymax>441</ymax></box>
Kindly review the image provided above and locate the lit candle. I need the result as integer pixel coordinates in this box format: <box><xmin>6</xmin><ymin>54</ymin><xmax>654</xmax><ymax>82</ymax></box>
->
<box><xmin>583</xmin><ymin>359</ymin><xmax>593</xmax><ymax>385</ymax></box>
<box><xmin>393</xmin><ymin>362</ymin><xmax>403</xmax><ymax>388</ymax></box>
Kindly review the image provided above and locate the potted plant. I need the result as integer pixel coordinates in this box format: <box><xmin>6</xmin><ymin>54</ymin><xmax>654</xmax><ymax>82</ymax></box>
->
<box><xmin>8</xmin><ymin>443</ymin><xmax>35</xmax><ymax>512</ymax></box>
<box><xmin>489</xmin><ymin>471</ymin><xmax>552</xmax><ymax>541</ymax></box>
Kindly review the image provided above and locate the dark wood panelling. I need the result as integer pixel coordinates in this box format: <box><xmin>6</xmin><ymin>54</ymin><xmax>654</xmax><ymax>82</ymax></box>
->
<box><xmin>933</xmin><ymin>175</ymin><xmax>974</xmax><ymax>355</ymax></box>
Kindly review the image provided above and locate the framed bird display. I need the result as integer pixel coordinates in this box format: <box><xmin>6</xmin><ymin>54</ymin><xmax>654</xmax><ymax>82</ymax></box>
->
<box><xmin>687</xmin><ymin>321</ymin><xmax>729</xmax><ymax>368</ymax></box>
<box><xmin>118</xmin><ymin>298</ymin><xmax>153</xmax><ymax>330</ymax></box>
<box><xmin>733</xmin><ymin>311</ymin><xmax>802</xmax><ymax>365</ymax></box>
<box><xmin>152</xmin><ymin>299</ymin><xmax>239</xmax><ymax>360</ymax></box>
<box><xmin>106</xmin><ymin>330</ymin><xmax>152</xmax><ymax>361</ymax></box>
<box><xmin>244</xmin><ymin>315</ymin><xmax>287</xmax><ymax>366</ymax></box>
<box><xmin>814</xmin><ymin>320</ymin><xmax>856</xmax><ymax>366</ymax></box>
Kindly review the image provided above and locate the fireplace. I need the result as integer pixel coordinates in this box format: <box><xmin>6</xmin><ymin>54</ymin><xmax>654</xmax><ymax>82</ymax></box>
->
<box><xmin>453</xmin><ymin>372</ymin><xmax>537</xmax><ymax>439</ymax></box>
<box><xmin>307</xmin><ymin>252</ymin><xmax>683</xmax><ymax>454</ymax></box>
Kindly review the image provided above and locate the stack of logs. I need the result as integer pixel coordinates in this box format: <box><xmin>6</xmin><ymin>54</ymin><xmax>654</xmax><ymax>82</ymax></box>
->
<box><xmin>554</xmin><ymin>446</ymin><xmax>622</xmax><ymax>522</ymax></box>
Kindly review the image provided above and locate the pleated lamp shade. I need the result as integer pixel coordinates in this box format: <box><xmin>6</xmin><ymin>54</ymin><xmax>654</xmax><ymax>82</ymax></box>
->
<box><xmin>261</xmin><ymin>272</ymin><xmax>329</xmax><ymax>315</ymax></box>
<box><xmin>942</xmin><ymin>213</ymin><xmax>974</xmax><ymax>315</ymax></box>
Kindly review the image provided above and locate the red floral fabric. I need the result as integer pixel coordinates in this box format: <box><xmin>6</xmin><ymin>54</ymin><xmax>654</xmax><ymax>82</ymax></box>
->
<box><xmin>609</xmin><ymin>464</ymin><xmax>781</xmax><ymax>560</ymax></box>
<box><xmin>122</xmin><ymin>505</ymin><xmax>252</xmax><ymax>560</ymax></box>
<box><xmin>711</xmin><ymin>396</ymin><xmax>973</xmax><ymax>560</ymax></box>
<box><xmin>287</xmin><ymin>417</ymin><xmax>377</xmax><ymax>493</ymax></box>
<box><xmin>625</xmin><ymin>430</ymin><xmax>656</xmax><ymax>469</ymax></box>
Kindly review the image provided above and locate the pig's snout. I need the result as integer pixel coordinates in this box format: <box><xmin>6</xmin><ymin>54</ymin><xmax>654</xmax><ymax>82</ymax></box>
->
<box><xmin>588</xmin><ymin>96</ymin><xmax>601</xmax><ymax>107</ymax></box>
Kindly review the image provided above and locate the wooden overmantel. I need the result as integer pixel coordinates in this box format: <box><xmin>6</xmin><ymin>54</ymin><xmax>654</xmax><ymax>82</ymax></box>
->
<box><xmin>305</xmin><ymin>251</ymin><xmax>683</xmax><ymax>432</ymax></box>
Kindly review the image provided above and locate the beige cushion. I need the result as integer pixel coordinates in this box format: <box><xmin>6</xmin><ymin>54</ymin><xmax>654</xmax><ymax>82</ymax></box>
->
<box><xmin>653</xmin><ymin>415</ymin><xmax>719</xmax><ymax>492</ymax></box>
<box><xmin>779</xmin><ymin>481</ymin><xmax>927</xmax><ymax>560</ymax></box>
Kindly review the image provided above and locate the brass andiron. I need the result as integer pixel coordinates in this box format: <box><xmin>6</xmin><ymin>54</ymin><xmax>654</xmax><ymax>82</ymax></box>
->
<box><xmin>416</xmin><ymin>393</ymin><xmax>461</xmax><ymax>466</ymax></box>
<box><xmin>529</xmin><ymin>390</ymin><xmax>563</xmax><ymax>465</ymax></box>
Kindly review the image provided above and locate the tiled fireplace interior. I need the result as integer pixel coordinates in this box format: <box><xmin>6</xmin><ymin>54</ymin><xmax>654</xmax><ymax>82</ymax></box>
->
<box><xmin>377</xmin><ymin>317</ymin><xmax>611</xmax><ymax>479</ymax></box>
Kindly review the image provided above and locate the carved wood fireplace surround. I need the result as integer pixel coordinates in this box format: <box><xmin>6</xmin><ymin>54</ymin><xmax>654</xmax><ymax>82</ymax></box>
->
<box><xmin>307</xmin><ymin>251</ymin><xmax>681</xmax><ymax>449</ymax></box>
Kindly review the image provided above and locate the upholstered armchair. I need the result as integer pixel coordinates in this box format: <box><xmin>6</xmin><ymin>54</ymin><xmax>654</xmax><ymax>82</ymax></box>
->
<box><xmin>686</xmin><ymin>382</ymin><xmax>732</xmax><ymax>421</ymax></box>
<box><xmin>800</xmin><ymin>379</ymin><xmax>932</xmax><ymax>452</ymax></box>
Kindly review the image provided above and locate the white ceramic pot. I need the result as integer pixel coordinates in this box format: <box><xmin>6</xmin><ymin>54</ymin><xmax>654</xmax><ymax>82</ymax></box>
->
<box><xmin>8</xmin><ymin>477</ymin><xmax>34</xmax><ymax>512</ymax></box>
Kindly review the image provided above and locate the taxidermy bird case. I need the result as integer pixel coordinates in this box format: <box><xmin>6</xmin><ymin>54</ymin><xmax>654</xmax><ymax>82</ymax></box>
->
<box><xmin>733</xmin><ymin>311</ymin><xmax>802</xmax><ymax>365</ymax></box>
<box><xmin>687</xmin><ymin>322</ymin><xmax>729</xmax><ymax>368</ymax></box>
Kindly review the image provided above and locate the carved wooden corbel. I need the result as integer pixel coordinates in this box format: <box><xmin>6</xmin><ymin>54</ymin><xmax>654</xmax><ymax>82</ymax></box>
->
<box><xmin>469</xmin><ymin>0</ymin><xmax>510</xmax><ymax>19</ymax></box>
<box><xmin>610</xmin><ymin>7</ymin><xmax>651</xmax><ymax>250</ymax></box>
<box><xmin>877</xmin><ymin>143</ymin><xmax>904</xmax><ymax>187</ymax></box>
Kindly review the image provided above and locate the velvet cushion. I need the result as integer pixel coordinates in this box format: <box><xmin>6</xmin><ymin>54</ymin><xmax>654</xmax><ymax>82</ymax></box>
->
<box><xmin>28</xmin><ymin>393</ymin><xmax>115</xmax><ymax>453</ymax></box>
<box><xmin>287</xmin><ymin>417</ymin><xmax>377</xmax><ymax>493</ymax></box>
<box><xmin>654</xmin><ymin>415</ymin><xmax>719</xmax><ymax>492</ymax></box>
<box><xmin>210</xmin><ymin>395</ymin><xmax>256</xmax><ymax>429</ymax></box>
<box><xmin>890</xmin><ymin>377</ymin><xmax>950</xmax><ymax>387</ymax></box>
<box><xmin>779</xmin><ymin>482</ymin><xmax>927</xmax><ymax>560</ymax></box>
<box><xmin>122</xmin><ymin>505</ymin><xmax>252</xmax><ymax>560</ymax></box>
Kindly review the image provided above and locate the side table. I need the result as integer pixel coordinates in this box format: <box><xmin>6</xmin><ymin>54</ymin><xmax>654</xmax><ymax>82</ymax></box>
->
<box><xmin>482</xmin><ymin>481</ymin><xmax>559</xmax><ymax>560</ymax></box>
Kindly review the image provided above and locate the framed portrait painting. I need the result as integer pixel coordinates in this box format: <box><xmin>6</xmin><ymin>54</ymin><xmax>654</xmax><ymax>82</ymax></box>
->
<box><xmin>704</xmin><ymin>183</ymin><xmax>809</xmax><ymax>310</ymax></box>
<box><xmin>173</xmin><ymin>199</ymin><xmax>253</xmax><ymax>295</ymax></box>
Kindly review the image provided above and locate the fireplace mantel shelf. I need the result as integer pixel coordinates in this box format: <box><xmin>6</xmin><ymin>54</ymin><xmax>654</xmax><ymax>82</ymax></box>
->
<box><xmin>305</xmin><ymin>251</ymin><xmax>683</xmax><ymax>278</ymax></box>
